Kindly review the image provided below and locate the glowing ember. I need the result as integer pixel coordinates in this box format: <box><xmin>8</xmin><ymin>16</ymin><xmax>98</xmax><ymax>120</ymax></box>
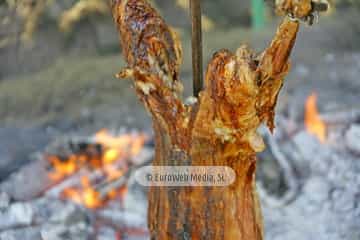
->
<box><xmin>46</xmin><ymin>129</ymin><xmax>147</xmax><ymax>208</ymax></box>
<box><xmin>305</xmin><ymin>93</ymin><xmax>327</xmax><ymax>143</ymax></box>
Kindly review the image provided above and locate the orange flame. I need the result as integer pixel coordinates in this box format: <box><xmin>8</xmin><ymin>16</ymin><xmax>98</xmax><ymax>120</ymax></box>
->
<box><xmin>47</xmin><ymin>129</ymin><xmax>147</xmax><ymax>208</ymax></box>
<box><xmin>305</xmin><ymin>93</ymin><xmax>326</xmax><ymax>143</ymax></box>
<box><xmin>95</xmin><ymin>129</ymin><xmax>146</xmax><ymax>162</ymax></box>
<box><xmin>48</xmin><ymin>155</ymin><xmax>78</xmax><ymax>181</ymax></box>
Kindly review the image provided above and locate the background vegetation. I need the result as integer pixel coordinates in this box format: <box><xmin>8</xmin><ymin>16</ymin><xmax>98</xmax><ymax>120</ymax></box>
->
<box><xmin>0</xmin><ymin>0</ymin><xmax>359</xmax><ymax>129</ymax></box>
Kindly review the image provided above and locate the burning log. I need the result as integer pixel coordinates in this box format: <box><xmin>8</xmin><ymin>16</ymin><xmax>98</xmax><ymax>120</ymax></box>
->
<box><xmin>45</xmin><ymin>169</ymin><xmax>91</xmax><ymax>198</ymax></box>
<box><xmin>111</xmin><ymin>0</ymin><xmax>325</xmax><ymax>239</ymax></box>
<box><xmin>44</xmin><ymin>130</ymin><xmax>152</xmax><ymax>209</ymax></box>
<box><xmin>96</xmin><ymin>156</ymin><xmax>153</xmax><ymax>200</ymax></box>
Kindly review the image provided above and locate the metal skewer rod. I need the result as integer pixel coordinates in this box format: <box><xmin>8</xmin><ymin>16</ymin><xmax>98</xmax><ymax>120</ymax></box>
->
<box><xmin>190</xmin><ymin>0</ymin><xmax>203</xmax><ymax>97</ymax></box>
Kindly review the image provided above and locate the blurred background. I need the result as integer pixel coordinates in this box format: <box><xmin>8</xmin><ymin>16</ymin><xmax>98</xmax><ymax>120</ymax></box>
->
<box><xmin>0</xmin><ymin>0</ymin><xmax>359</xmax><ymax>131</ymax></box>
<box><xmin>0</xmin><ymin>1</ymin><xmax>359</xmax><ymax>240</ymax></box>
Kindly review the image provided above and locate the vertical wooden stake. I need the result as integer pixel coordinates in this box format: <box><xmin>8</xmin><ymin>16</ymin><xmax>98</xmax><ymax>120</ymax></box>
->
<box><xmin>190</xmin><ymin>0</ymin><xmax>203</xmax><ymax>97</ymax></box>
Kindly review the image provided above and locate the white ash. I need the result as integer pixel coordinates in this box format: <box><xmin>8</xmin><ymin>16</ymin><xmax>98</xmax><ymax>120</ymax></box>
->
<box><xmin>0</xmin><ymin>192</ymin><xmax>10</xmax><ymax>210</ymax></box>
<box><xmin>41</xmin><ymin>224</ymin><xmax>69</xmax><ymax>240</ymax></box>
<box><xmin>0</xmin><ymin>198</ymin><xmax>93</xmax><ymax>240</ymax></box>
<box><xmin>1</xmin><ymin>121</ymin><xmax>358</xmax><ymax>240</ymax></box>
<box><xmin>262</xmin><ymin>130</ymin><xmax>360</xmax><ymax>240</ymax></box>
<box><xmin>0</xmin><ymin>226</ymin><xmax>42</xmax><ymax>240</ymax></box>
<box><xmin>0</xmin><ymin>203</ymin><xmax>33</xmax><ymax>231</ymax></box>
<box><xmin>98</xmin><ymin>209</ymin><xmax>147</xmax><ymax>229</ymax></box>
<box><xmin>345</xmin><ymin>124</ymin><xmax>360</xmax><ymax>155</ymax></box>
<box><xmin>294</xmin><ymin>64</ymin><xmax>310</xmax><ymax>78</ymax></box>
<box><xmin>0</xmin><ymin>198</ymin><xmax>90</xmax><ymax>229</ymax></box>
<box><xmin>41</xmin><ymin>222</ymin><xmax>92</xmax><ymax>240</ymax></box>
<box><xmin>130</xmin><ymin>147</ymin><xmax>154</xmax><ymax>166</ymax></box>
<box><xmin>0</xmin><ymin>158</ymin><xmax>51</xmax><ymax>201</ymax></box>
<box><xmin>123</xmin><ymin>235</ymin><xmax>149</xmax><ymax>240</ymax></box>
<box><xmin>98</xmin><ymin>180</ymin><xmax>148</xmax><ymax>230</ymax></box>
<box><xmin>302</xmin><ymin>177</ymin><xmax>331</xmax><ymax>203</ymax></box>
<box><xmin>0</xmin><ymin>131</ymin><xmax>151</xmax><ymax>239</ymax></box>
<box><xmin>96</xmin><ymin>226</ymin><xmax>118</xmax><ymax>240</ymax></box>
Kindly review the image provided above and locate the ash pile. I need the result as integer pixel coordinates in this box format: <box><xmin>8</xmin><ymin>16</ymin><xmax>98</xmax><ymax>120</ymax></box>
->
<box><xmin>257</xmin><ymin>91</ymin><xmax>360</xmax><ymax>240</ymax></box>
<box><xmin>0</xmin><ymin>129</ymin><xmax>153</xmax><ymax>240</ymax></box>
<box><xmin>0</xmin><ymin>96</ymin><xmax>359</xmax><ymax>240</ymax></box>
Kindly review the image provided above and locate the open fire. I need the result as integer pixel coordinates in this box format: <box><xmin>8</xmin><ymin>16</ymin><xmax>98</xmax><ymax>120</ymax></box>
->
<box><xmin>305</xmin><ymin>93</ymin><xmax>327</xmax><ymax>143</ymax></box>
<box><xmin>0</xmin><ymin>99</ymin><xmax>358</xmax><ymax>239</ymax></box>
<box><xmin>44</xmin><ymin>93</ymin><xmax>329</xmax><ymax>210</ymax></box>
<box><xmin>46</xmin><ymin>129</ymin><xmax>148</xmax><ymax>209</ymax></box>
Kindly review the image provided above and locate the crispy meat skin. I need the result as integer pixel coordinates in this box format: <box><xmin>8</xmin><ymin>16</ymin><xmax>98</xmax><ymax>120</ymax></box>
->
<box><xmin>112</xmin><ymin>0</ymin><xmax>188</xmax><ymax>149</ymax></box>
<box><xmin>112</xmin><ymin>0</ymin><xmax>182</xmax><ymax>79</ymax></box>
<box><xmin>275</xmin><ymin>0</ymin><xmax>312</xmax><ymax>18</ymax></box>
<box><xmin>112</xmin><ymin>0</ymin><xmax>309</xmax><ymax>239</ymax></box>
